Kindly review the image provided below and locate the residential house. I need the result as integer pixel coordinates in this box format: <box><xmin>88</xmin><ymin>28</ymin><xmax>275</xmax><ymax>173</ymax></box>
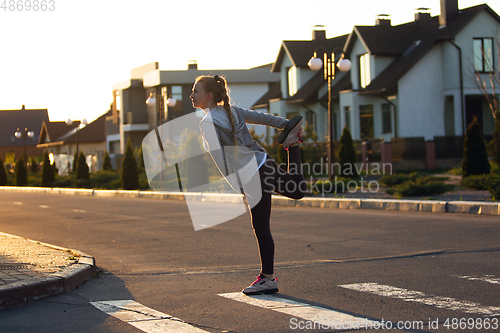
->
<box><xmin>37</xmin><ymin>112</ymin><xmax>107</xmax><ymax>173</ymax></box>
<box><xmin>107</xmin><ymin>61</ymin><xmax>280</xmax><ymax>159</ymax></box>
<box><xmin>0</xmin><ymin>105</ymin><xmax>49</xmax><ymax>161</ymax></box>
<box><xmin>257</xmin><ymin>1</ymin><xmax>499</xmax><ymax>146</ymax></box>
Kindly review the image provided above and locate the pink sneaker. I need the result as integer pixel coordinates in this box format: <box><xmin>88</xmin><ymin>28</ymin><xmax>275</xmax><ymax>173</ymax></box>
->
<box><xmin>242</xmin><ymin>275</ymin><xmax>279</xmax><ymax>295</ymax></box>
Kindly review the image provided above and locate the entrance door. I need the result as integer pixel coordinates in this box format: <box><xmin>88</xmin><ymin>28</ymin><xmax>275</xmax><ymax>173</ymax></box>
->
<box><xmin>465</xmin><ymin>97</ymin><xmax>483</xmax><ymax>132</ymax></box>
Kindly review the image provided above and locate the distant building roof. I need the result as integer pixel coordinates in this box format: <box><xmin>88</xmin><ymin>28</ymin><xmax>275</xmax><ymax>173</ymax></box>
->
<box><xmin>0</xmin><ymin>105</ymin><xmax>49</xmax><ymax>148</ymax></box>
<box><xmin>37</xmin><ymin>113</ymin><xmax>107</xmax><ymax>148</ymax></box>
<box><xmin>271</xmin><ymin>34</ymin><xmax>349</xmax><ymax>73</ymax></box>
<box><xmin>252</xmin><ymin>82</ymin><xmax>282</xmax><ymax>109</ymax></box>
<box><xmin>354</xmin><ymin>4</ymin><xmax>500</xmax><ymax>95</ymax></box>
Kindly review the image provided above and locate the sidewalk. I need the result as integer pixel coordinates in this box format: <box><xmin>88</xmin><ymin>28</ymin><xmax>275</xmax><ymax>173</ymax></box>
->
<box><xmin>0</xmin><ymin>232</ymin><xmax>95</xmax><ymax>310</ymax></box>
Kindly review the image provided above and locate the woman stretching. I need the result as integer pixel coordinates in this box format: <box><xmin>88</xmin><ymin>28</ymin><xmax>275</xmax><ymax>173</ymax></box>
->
<box><xmin>190</xmin><ymin>75</ymin><xmax>306</xmax><ymax>295</ymax></box>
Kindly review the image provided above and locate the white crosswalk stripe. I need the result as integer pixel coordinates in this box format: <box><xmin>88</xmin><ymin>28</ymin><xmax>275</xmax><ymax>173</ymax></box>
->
<box><xmin>91</xmin><ymin>300</ymin><xmax>209</xmax><ymax>333</ymax></box>
<box><xmin>457</xmin><ymin>275</ymin><xmax>500</xmax><ymax>285</ymax></box>
<box><xmin>218</xmin><ymin>292</ymin><xmax>380</xmax><ymax>331</ymax></box>
<box><xmin>339</xmin><ymin>283</ymin><xmax>500</xmax><ymax>316</ymax></box>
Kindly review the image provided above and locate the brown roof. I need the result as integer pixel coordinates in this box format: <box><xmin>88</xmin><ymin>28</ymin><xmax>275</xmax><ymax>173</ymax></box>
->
<box><xmin>38</xmin><ymin>121</ymin><xmax>80</xmax><ymax>144</ymax></box>
<box><xmin>0</xmin><ymin>106</ymin><xmax>49</xmax><ymax>148</ymax></box>
<box><xmin>37</xmin><ymin>113</ymin><xmax>106</xmax><ymax>148</ymax></box>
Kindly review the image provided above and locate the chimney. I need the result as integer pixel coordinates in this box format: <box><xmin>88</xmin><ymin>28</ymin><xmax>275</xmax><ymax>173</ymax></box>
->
<box><xmin>376</xmin><ymin>14</ymin><xmax>391</xmax><ymax>26</ymax></box>
<box><xmin>312</xmin><ymin>25</ymin><xmax>326</xmax><ymax>40</ymax></box>
<box><xmin>188</xmin><ymin>60</ymin><xmax>198</xmax><ymax>70</ymax></box>
<box><xmin>414</xmin><ymin>8</ymin><xmax>431</xmax><ymax>21</ymax></box>
<box><xmin>440</xmin><ymin>0</ymin><xmax>459</xmax><ymax>26</ymax></box>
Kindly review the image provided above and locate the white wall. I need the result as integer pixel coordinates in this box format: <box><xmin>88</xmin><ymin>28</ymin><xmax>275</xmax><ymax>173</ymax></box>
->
<box><xmin>398</xmin><ymin>45</ymin><xmax>445</xmax><ymax>140</ymax></box>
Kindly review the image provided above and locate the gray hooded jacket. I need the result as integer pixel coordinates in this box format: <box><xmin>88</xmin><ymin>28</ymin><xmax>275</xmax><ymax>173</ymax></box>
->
<box><xmin>200</xmin><ymin>106</ymin><xmax>288</xmax><ymax>190</ymax></box>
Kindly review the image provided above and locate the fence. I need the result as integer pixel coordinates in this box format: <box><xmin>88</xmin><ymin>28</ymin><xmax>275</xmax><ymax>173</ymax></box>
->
<box><xmin>391</xmin><ymin>137</ymin><xmax>425</xmax><ymax>161</ymax></box>
<box><xmin>434</xmin><ymin>135</ymin><xmax>464</xmax><ymax>159</ymax></box>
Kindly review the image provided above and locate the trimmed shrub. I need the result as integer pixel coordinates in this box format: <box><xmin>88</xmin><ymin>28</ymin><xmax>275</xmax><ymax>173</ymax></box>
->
<box><xmin>337</xmin><ymin>127</ymin><xmax>358</xmax><ymax>178</ymax></box>
<box><xmin>181</xmin><ymin>131</ymin><xmax>209</xmax><ymax>190</ymax></box>
<box><xmin>386</xmin><ymin>180</ymin><xmax>453</xmax><ymax>198</ymax></box>
<box><xmin>30</xmin><ymin>156</ymin><xmax>38</xmax><ymax>173</ymax></box>
<box><xmin>460</xmin><ymin>173</ymin><xmax>500</xmax><ymax>200</ymax></box>
<box><xmin>0</xmin><ymin>157</ymin><xmax>7</xmax><ymax>186</ymax></box>
<box><xmin>487</xmin><ymin>118</ymin><xmax>500</xmax><ymax>166</ymax></box>
<box><xmin>121</xmin><ymin>139</ymin><xmax>139</xmax><ymax>190</ymax></box>
<box><xmin>42</xmin><ymin>151</ymin><xmax>55</xmax><ymax>186</ymax></box>
<box><xmin>15</xmin><ymin>157</ymin><xmax>28</xmax><ymax>186</ymax></box>
<box><xmin>75</xmin><ymin>152</ymin><xmax>90</xmax><ymax>185</ymax></box>
<box><xmin>462</xmin><ymin>118</ymin><xmax>490</xmax><ymax>177</ymax></box>
<box><xmin>487</xmin><ymin>175</ymin><xmax>500</xmax><ymax>200</ymax></box>
<box><xmin>102</xmin><ymin>151</ymin><xmax>113</xmax><ymax>171</ymax></box>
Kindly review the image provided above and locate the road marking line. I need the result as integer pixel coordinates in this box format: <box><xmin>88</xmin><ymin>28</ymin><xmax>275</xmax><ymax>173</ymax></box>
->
<box><xmin>90</xmin><ymin>300</ymin><xmax>209</xmax><ymax>333</ymax></box>
<box><xmin>74</xmin><ymin>209</ymin><xmax>86</xmax><ymax>213</ymax></box>
<box><xmin>458</xmin><ymin>275</ymin><xmax>500</xmax><ymax>285</ymax></box>
<box><xmin>339</xmin><ymin>283</ymin><xmax>500</xmax><ymax>316</ymax></box>
<box><xmin>13</xmin><ymin>202</ymin><xmax>23</xmax><ymax>205</ymax></box>
<box><xmin>39</xmin><ymin>205</ymin><xmax>49</xmax><ymax>208</ymax></box>
<box><xmin>218</xmin><ymin>292</ymin><xmax>380</xmax><ymax>330</ymax></box>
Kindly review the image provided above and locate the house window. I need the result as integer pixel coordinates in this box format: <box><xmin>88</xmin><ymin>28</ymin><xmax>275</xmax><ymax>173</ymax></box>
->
<box><xmin>359</xmin><ymin>53</ymin><xmax>371</xmax><ymax>88</ymax></box>
<box><xmin>306</xmin><ymin>110</ymin><xmax>316</xmax><ymax>133</ymax></box>
<box><xmin>344</xmin><ymin>106</ymin><xmax>351</xmax><ymax>131</ymax></box>
<box><xmin>359</xmin><ymin>105</ymin><xmax>374</xmax><ymax>140</ymax></box>
<box><xmin>169</xmin><ymin>85</ymin><xmax>183</xmax><ymax>118</ymax></box>
<box><xmin>382</xmin><ymin>103</ymin><xmax>392</xmax><ymax>134</ymax></box>
<box><xmin>288</xmin><ymin>66</ymin><xmax>298</xmax><ymax>97</ymax></box>
<box><xmin>473</xmin><ymin>38</ymin><xmax>494</xmax><ymax>73</ymax></box>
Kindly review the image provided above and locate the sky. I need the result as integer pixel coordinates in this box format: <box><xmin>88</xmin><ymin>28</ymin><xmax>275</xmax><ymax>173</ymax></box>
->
<box><xmin>1</xmin><ymin>0</ymin><xmax>499</xmax><ymax>123</ymax></box>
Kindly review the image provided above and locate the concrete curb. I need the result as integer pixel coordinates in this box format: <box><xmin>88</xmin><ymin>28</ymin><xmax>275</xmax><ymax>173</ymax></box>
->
<box><xmin>0</xmin><ymin>235</ymin><xmax>96</xmax><ymax>310</ymax></box>
<box><xmin>0</xmin><ymin>186</ymin><xmax>499</xmax><ymax>216</ymax></box>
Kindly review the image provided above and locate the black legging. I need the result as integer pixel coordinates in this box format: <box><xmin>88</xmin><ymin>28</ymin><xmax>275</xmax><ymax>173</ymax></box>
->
<box><xmin>244</xmin><ymin>146</ymin><xmax>306</xmax><ymax>275</ymax></box>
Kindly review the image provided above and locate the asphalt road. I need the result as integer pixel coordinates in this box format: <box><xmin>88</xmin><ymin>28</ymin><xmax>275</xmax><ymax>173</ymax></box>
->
<box><xmin>0</xmin><ymin>192</ymin><xmax>499</xmax><ymax>333</ymax></box>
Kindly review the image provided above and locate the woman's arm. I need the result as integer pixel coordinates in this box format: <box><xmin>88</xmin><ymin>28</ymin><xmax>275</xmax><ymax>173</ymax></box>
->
<box><xmin>234</xmin><ymin>106</ymin><xmax>288</xmax><ymax>129</ymax></box>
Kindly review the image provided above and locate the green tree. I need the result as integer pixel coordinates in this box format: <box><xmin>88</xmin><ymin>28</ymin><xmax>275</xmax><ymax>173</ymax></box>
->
<box><xmin>29</xmin><ymin>156</ymin><xmax>38</xmax><ymax>173</ymax></box>
<box><xmin>121</xmin><ymin>139</ymin><xmax>139</xmax><ymax>190</ymax></box>
<box><xmin>182</xmin><ymin>131</ymin><xmax>209</xmax><ymax>190</ymax></box>
<box><xmin>462</xmin><ymin>118</ymin><xmax>490</xmax><ymax>177</ymax></box>
<box><xmin>15</xmin><ymin>157</ymin><xmax>28</xmax><ymax>186</ymax></box>
<box><xmin>102</xmin><ymin>151</ymin><xmax>113</xmax><ymax>171</ymax></box>
<box><xmin>0</xmin><ymin>157</ymin><xmax>7</xmax><ymax>186</ymax></box>
<box><xmin>42</xmin><ymin>151</ymin><xmax>55</xmax><ymax>186</ymax></box>
<box><xmin>302</xmin><ymin>121</ymin><xmax>318</xmax><ymax>143</ymax></box>
<box><xmin>72</xmin><ymin>152</ymin><xmax>78</xmax><ymax>173</ymax></box>
<box><xmin>337</xmin><ymin>126</ymin><xmax>358</xmax><ymax>178</ymax></box>
<box><xmin>75</xmin><ymin>151</ymin><xmax>90</xmax><ymax>184</ymax></box>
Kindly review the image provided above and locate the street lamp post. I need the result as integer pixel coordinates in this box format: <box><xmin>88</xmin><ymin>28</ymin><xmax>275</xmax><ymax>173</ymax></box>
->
<box><xmin>66</xmin><ymin>117</ymin><xmax>88</xmax><ymax>159</ymax></box>
<box><xmin>308</xmin><ymin>47</ymin><xmax>351</xmax><ymax>180</ymax></box>
<box><xmin>146</xmin><ymin>87</ymin><xmax>178</xmax><ymax>186</ymax></box>
<box><xmin>14</xmin><ymin>127</ymin><xmax>34</xmax><ymax>162</ymax></box>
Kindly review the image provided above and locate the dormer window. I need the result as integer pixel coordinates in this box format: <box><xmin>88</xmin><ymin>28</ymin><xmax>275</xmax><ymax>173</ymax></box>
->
<box><xmin>474</xmin><ymin>38</ymin><xmax>494</xmax><ymax>73</ymax></box>
<box><xmin>359</xmin><ymin>53</ymin><xmax>371</xmax><ymax>89</ymax></box>
<box><xmin>288</xmin><ymin>66</ymin><xmax>298</xmax><ymax>97</ymax></box>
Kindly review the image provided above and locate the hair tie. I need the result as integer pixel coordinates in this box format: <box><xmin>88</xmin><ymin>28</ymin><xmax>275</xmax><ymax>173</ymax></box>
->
<box><xmin>214</xmin><ymin>75</ymin><xmax>221</xmax><ymax>83</ymax></box>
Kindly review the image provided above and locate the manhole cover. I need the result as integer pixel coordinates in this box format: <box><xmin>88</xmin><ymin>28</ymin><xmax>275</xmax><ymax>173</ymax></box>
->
<box><xmin>0</xmin><ymin>263</ymin><xmax>32</xmax><ymax>270</ymax></box>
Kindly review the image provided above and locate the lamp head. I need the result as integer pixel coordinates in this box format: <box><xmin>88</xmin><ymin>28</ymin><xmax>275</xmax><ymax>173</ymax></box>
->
<box><xmin>146</xmin><ymin>92</ymin><xmax>156</xmax><ymax>106</ymax></box>
<box><xmin>337</xmin><ymin>58</ymin><xmax>351</xmax><ymax>72</ymax></box>
<box><xmin>167</xmin><ymin>97</ymin><xmax>176</xmax><ymax>107</ymax></box>
<box><xmin>308</xmin><ymin>57</ymin><xmax>323</xmax><ymax>71</ymax></box>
